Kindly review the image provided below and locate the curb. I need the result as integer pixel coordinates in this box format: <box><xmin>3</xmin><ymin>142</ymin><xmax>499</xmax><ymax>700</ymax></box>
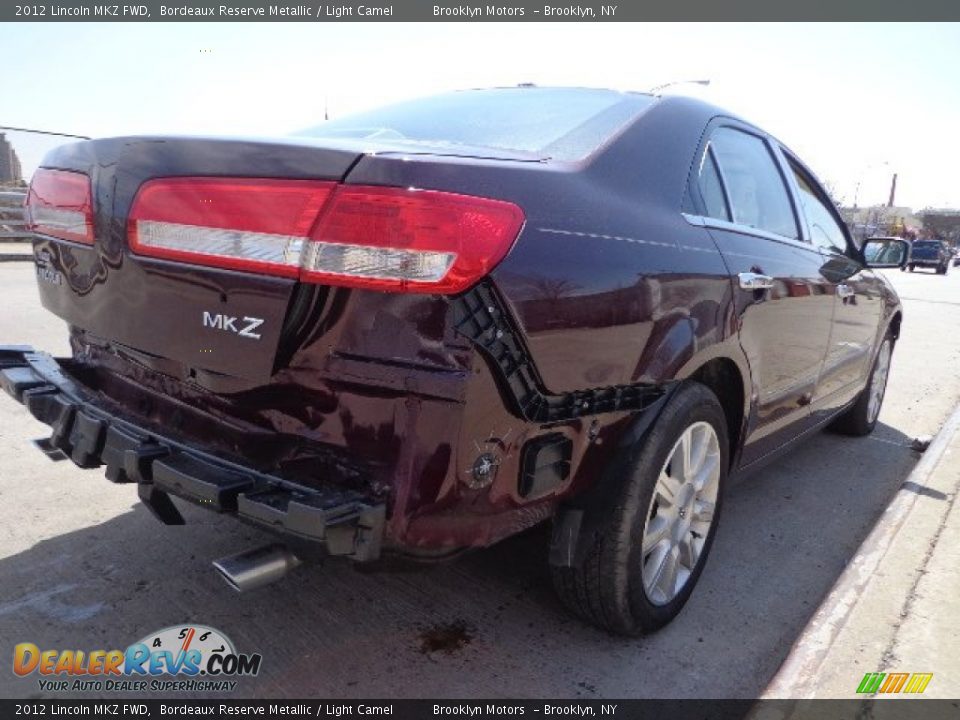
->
<box><xmin>762</xmin><ymin>401</ymin><xmax>960</xmax><ymax>699</ymax></box>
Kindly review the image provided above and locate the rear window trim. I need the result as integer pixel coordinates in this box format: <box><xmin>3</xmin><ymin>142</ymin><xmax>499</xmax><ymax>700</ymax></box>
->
<box><xmin>683</xmin><ymin>212</ymin><xmax>822</xmax><ymax>253</ymax></box>
<box><xmin>703</xmin><ymin>143</ymin><xmax>733</xmax><ymax>222</ymax></box>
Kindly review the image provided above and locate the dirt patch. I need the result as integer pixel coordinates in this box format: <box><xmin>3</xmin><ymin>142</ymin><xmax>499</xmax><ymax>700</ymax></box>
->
<box><xmin>418</xmin><ymin>620</ymin><xmax>475</xmax><ymax>655</ymax></box>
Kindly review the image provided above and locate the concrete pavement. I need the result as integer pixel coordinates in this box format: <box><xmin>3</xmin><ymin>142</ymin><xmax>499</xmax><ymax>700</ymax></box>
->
<box><xmin>1</xmin><ymin>263</ymin><xmax>959</xmax><ymax>699</ymax></box>
<box><xmin>765</xmin><ymin>382</ymin><xmax>960</xmax><ymax>699</ymax></box>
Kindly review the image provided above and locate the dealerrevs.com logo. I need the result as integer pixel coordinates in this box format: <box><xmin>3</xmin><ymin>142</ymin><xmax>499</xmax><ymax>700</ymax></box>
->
<box><xmin>13</xmin><ymin>625</ymin><xmax>262</xmax><ymax>693</ymax></box>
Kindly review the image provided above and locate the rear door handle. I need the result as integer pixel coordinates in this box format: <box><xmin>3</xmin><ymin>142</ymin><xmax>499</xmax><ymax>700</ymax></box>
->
<box><xmin>837</xmin><ymin>283</ymin><xmax>855</xmax><ymax>299</ymax></box>
<box><xmin>738</xmin><ymin>272</ymin><xmax>774</xmax><ymax>290</ymax></box>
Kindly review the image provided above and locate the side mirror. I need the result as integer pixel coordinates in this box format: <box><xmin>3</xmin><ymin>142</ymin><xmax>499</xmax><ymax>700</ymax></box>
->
<box><xmin>863</xmin><ymin>238</ymin><xmax>909</xmax><ymax>268</ymax></box>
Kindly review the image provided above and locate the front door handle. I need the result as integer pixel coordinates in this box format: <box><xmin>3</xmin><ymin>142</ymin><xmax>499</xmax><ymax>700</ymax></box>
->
<box><xmin>738</xmin><ymin>272</ymin><xmax>774</xmax><ymax>290</ymax></box>
<box><xmin>837</xmin><ymin>283</ymin><xmax>855</xmax><ymax>299</ymax></box>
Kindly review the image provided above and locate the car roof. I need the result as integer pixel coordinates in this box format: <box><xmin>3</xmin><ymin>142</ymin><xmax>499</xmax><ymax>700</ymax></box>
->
<box><xmin>474</xmin><ymin>85</ymin><xmax>746</xmax><ymax>127</ymax></box>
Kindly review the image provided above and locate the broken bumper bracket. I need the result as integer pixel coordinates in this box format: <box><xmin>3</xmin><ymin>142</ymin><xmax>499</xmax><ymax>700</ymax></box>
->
<box><xmin>0</xmin><ymin>346</ymin><xmax>385</xmax><ymax>562</ymax></box>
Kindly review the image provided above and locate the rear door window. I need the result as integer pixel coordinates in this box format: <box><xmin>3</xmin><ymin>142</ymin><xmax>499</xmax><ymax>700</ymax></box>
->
<box><xmin>709</xmin><ymin>127</ymin><xmax>799</xmax><ymax>240</ymax></box>
<box><xmin>789</xmin><ymin>163</ymin><xmax>849</xmax><ymax>254</ymax></box>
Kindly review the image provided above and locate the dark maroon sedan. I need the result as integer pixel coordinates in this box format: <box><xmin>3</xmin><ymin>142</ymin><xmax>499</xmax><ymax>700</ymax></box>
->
<box><xmin>0</xmin><ymin>87</ymin><xmax>907</xmax><ymax>634</ymax></box>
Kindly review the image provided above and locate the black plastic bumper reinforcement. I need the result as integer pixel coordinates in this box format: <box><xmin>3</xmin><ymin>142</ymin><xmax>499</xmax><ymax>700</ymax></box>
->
<box><xmin>453</xmin><ymin>281</ymin><xmax>671</xmax><ymax>423</ymax></box>
<box><xmin>0</xmin><ymin>345</ymin><xmax>385</xmax><ymax>562</ymax></box>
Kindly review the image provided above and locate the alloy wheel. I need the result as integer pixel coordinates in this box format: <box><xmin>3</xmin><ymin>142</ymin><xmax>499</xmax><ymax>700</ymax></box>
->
<box><xmin>640</xmin><ymin>421</ymin><xmax>722</xmax><ymax>606</ymax></box>
<box><xmin>867</xmin><ymin>339</ymin><xmax>892</xmax><ymax>424</ymax></box>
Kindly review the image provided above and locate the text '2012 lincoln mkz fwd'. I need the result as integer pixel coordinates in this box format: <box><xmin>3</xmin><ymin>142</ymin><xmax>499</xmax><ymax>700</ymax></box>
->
<box><xmin>0</xmin><ymin>87</ymin><xmax>908</xmax><ymax>634</ymax></box>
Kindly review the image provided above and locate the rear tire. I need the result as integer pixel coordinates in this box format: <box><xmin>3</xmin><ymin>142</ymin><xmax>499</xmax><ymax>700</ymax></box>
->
<box><xmin>551</xmin><ymin>383</ymin><xmax>728</xmax><ymax>635</ymax></box>
<box><xmin>831</xmin><ymin>334</ymin><xmax>893</xmax><ymax>436</ymax></box>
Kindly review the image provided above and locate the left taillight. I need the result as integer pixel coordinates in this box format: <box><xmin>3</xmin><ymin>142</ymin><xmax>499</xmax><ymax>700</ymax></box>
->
<box><xmin>128</xmin><ymin>178</ymin><xmax>336</xmax><ymax>279</ymax></box>
<box><xmin>128</xmin><ymin>178</ymin><xmax>525</xmax><ymax>294</ymax></box>
<box><xmin>25</xmin><ymin>169</ymin><xmax>95</xmax><ymax>244</ymax></box>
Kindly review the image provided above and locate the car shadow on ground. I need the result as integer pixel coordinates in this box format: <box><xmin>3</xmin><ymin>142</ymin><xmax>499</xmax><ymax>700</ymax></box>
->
<box><xmin>0</xmin><ymin>422</ymin><xmax>920</xmax><ymax>699</ymax></box>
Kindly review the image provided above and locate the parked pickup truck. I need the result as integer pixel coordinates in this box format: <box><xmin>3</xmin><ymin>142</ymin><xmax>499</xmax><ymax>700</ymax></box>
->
<box><xmin>907</xmin><ymin>239</ymin><xmax>952</xmax><ymax>274</ymax></box>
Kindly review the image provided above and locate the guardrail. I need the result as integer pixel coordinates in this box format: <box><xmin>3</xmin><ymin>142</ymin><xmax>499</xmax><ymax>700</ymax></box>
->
<box><xmin>0</xmin><ymin>188</ymin><xmax>33</xmax><ymax>261</ymax></box>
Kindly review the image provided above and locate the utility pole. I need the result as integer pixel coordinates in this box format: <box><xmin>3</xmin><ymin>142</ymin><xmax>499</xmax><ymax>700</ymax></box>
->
<box><xmin>887</xmin><ymin>173</ymin><xmax>898</xmax><ymax>208</ymax></box>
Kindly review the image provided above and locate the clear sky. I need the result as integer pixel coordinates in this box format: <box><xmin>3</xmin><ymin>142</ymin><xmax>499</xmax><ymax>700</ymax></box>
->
<box><xmin>2</xmin><ymin>22</ymin><xmax>959</xmax><ymax>209</ymax></box>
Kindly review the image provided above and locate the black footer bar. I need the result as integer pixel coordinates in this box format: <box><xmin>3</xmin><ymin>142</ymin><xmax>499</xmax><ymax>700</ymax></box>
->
<box><xmin>1</xmin><ymin>699</ymin><xmax>957</xmax><ymax>720</ymax></box>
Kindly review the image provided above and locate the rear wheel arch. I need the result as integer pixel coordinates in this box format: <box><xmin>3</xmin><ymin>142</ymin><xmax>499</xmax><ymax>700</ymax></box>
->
<box><xmin>551</xmin><ymin>382</ymin><xmax>730</xmax><ymax>634</ymax></box>
<box><xmin>888</xmin><ymin>310</ymin><xmax>903</xmax><ymax>342</ymax></box>
<box><xmin>549</xmin><ymin>353</ymin><xmax>747</xmax><ymax>570</ymax></box>
<box><xmin>683</xmin><ymin>356</ymin><xmax>747</xmax><ymax>470</ymax></box>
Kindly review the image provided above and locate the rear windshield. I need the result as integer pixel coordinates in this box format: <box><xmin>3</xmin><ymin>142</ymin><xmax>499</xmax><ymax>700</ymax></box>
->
<box><xmin>913</xmin><ymin>241</ymin><xmax>940</xmax><ymax>249</ymax></box>
<box><xmin>297</xmin><ymin>88</ymin><xmax>656</xmax><ymax>161</ymax></box>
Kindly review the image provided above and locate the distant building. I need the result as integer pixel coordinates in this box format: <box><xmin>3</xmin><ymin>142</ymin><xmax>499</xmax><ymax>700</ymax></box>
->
<box><xmin>919</xmin><ymin>210</ymin><xmax>960</xmax><ymax>244</ymax></box>
<box><xmin>839</xmin><ymin>205</ymin><xmax>921</xmax><ymax>242</ymax></box>
<box><xmin>0</xmin><ymin>133</ymin><xmax>23</xmax><ymax>183</ymax></box>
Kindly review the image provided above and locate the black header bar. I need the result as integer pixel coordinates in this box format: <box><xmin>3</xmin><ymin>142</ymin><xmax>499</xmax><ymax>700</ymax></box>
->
<box><xmin>1</xmin><ymin>699</ymin><xmax>957</xmax><ymax>720</ymax></box>
<box><xmin>4</xmin><ymin>0</ymin><xmax>960</xmax><ymax>21</ymax></box>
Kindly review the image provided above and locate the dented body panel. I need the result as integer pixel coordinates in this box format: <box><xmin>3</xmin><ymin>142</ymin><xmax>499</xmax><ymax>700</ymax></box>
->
<box><xmin>3</xmin><ymin>91</ymin><xmax>902</xmax><ymax>560</ymax></box>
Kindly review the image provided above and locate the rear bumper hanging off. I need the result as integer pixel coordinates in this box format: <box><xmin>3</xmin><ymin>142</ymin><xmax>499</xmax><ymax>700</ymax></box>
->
<box><xmin>0</xmin><ymin>345</ymin><xmax>386</xmax><ymax>562</ymax></box>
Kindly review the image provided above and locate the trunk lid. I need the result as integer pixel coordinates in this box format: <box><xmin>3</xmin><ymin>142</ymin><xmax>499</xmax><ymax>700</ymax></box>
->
<box><xmin>32</xmin><ymin>136</ymin><xmax>363</xmax><ymax>381</ymax></box>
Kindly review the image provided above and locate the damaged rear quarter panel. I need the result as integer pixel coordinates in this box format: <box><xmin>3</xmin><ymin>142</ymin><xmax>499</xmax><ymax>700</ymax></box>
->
<box><xmin>33</xmin><ymin>98</ymin><xmax>746</xmax><ymax>555</ymax></box>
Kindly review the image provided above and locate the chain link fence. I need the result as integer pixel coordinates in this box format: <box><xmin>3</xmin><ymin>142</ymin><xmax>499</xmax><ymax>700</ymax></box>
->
<box><xmin>0</xmin><ymin>187</ymin><xmax>32</xmax><ymax>261</ymax></box>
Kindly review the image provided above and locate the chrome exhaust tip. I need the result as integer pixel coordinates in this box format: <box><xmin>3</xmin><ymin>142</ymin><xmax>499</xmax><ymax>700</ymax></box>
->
<box><xmin>212</xmin><ymin>544</ymin><xmax>302</xmax><ymax>593</ymax></box>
